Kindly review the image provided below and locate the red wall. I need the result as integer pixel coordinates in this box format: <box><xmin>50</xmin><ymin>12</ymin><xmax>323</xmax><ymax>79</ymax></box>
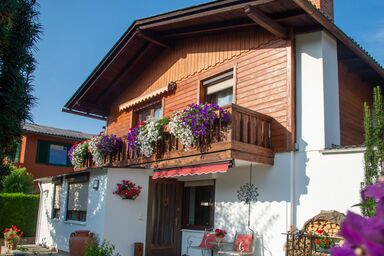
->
<box><xmin>18</xmin><ymin>133</ymin><xmax>79</xmax><ymax>179</ymax></box>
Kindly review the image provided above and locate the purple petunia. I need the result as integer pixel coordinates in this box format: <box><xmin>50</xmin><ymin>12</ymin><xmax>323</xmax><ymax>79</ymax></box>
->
<box><xmin>95</xmin><ymin>134</ymin><xmax>123</xmax><ymax>155</ymax></box>
<box><xmin>181</xmin><ymin>103</ymin><xmax>229</xmax><ymax>137</ymax></box>
<box><xmin>331</xmin><ymin>180</ymin><xmax>384</xmax><ymax>256</ymax></box>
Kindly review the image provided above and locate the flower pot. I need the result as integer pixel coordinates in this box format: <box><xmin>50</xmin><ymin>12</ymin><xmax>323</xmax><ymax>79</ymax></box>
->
<box><xmin>4</xmin><ymin>240</ymin><xmax>17</xmax><ymax>250</ymax></box>
<box><xmin>69</xmin><ymin>230</ymin><xmax>94</xmax><ymax>256</ymax></box>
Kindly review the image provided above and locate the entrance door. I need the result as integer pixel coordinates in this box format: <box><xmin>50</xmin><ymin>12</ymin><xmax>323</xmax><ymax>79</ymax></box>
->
<box><xmin>146</xmin><ymin>178</ymin><xmax>183</xmax><ymax>256</ymax></box>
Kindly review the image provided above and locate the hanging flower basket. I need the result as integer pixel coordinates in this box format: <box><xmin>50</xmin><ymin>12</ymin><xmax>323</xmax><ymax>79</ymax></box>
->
<box><xmin>113</xmin><ymin>179</ymin><xmax>142</xmax><ymax>200</ymax></box>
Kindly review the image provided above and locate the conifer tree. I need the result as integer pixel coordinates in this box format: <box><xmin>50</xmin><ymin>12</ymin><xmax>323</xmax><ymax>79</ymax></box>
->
<box><xmin>362</xmin><ymin>86</ymin><xmax>384</xmax><ymax>216</ymax></box>
<box><xmin>0</xmin><ymin>0</ymin><xmax>41</xmax><ymax>160</ymax></box>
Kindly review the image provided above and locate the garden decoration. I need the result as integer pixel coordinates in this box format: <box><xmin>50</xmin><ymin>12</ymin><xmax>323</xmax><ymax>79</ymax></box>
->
<box><xmin>3</xmin><ymin>225</ymin><xmax>23</xmax><ymax>250</ymax></box>
<box><xmin>331</xmin><ymin>178</ymin><xmax>384</xmax><ymax>256</ymax></box>
<box><xmin>237</xmin><ymin>163</ymin><xmax>259</xmax><ymax>228</ymax></box>
<box><xmin>113</xmin><ymin>179</ymin><xmax>142</xmax><ymax>200</ymax></box>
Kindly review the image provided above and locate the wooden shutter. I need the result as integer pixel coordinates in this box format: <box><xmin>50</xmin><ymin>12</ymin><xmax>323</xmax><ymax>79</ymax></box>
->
<box><xmin>36</xmin><ymin>140</ymin><xmax>49</xmax><ymax>164</ymax></box>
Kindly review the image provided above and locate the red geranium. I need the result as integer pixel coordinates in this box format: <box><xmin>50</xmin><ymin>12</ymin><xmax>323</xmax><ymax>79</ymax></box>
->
<box><xmin>3</xmin><ymin>225</ymin><xmax>23</xmax><ymax>246</ymax></box>
<box><xmin>113</xmin><ymin>179</ymin><xmax>142</xmax><ymax>200</ymax></box>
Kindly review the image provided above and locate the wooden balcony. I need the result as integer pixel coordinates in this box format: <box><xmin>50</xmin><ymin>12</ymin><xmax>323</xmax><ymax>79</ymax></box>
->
<box><xmin>79</xmin><ymin>104</ymin><xmax>274</xmax><ymax>170</ymax></box>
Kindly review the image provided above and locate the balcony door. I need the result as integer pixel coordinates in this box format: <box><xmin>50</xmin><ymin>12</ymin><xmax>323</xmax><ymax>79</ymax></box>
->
<box><xmin>146</xmin><ymin>178</ymin><xmax>183</xmax><ymax>256</ymax></box>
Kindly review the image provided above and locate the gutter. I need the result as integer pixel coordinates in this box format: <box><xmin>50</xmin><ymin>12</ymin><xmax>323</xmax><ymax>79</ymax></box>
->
<box><xmin>35</xmin><ymin>181</ymin><xmax>43</xmax><ymax>245</ymax></box>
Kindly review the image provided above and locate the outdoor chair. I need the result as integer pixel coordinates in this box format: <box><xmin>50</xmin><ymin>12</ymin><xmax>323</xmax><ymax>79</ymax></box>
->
<box><xmin>185</xmin><ymin>228</ymin><xmax>216</xmax><ymax>256</ymax></box>
<box><xmin>217</xmin><ymin>231</ymin><xmax>255</xmax><ymax>255</ymax></box>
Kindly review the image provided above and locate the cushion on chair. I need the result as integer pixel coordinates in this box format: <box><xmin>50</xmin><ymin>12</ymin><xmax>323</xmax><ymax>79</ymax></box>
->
<box><xmin>233</xmin><ymin>234</ymin><xmax>253</xmax><ymax>252</ymax></box>
<box><xmin>198</xmin><ymin>233</ymin><xmax>216</xmax><ymax>249</ymax></box>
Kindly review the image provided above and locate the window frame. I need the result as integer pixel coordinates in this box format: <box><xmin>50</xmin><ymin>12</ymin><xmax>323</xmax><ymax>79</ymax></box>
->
<box><xmin>51</xmin><ymin>177</ymin><xmax>63</xmax><ymax>219</ymax></box>
<box><xmin>65</xmin><ymin>173</ymin><xmax>89</xmax><ymax>222</ymax></box>
<box><xmin>132</xmin><ymin>99</ymin><xmax>163</xmax><ymax>126</ymax></box>
<box><xmin>36</xmin><ymin>140</ymin><xmax>72</xmax><ymax>167</ymax></box>
<box><xmin>181</xmin><ymin>181</ymin><xmax>215</xmax><ymax>230</ymax></box>
<box><xmin>198</xmin><ymin>67</ymin><xmax>236</xmax><ymax>106</ymax></box>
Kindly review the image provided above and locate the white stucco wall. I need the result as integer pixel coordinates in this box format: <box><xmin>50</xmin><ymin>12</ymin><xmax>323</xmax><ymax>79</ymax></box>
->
<box><xmin>296</xmin><ymin>30</ymin><xmax>340</xmax><ymax>151</ymax></box>
<box><xmin>103</xmin><ymin>168</ymin><xmax>152</xmax><ymax>256</ymax></box>
<box><xmin>36</xmin><ymin>169</ymin><xmax>108</xmax><ymax>251</ymax></box>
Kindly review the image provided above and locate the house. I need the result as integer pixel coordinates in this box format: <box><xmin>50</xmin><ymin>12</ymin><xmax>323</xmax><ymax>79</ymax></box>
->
<box><xmin>9</xmin><ymin>123</ymin><xmax>93</xmax><ymax>180</ymax></box>
<box><xmin>35</xmin><ymin>0</ymin><xmax>384</xmax><ymax>255</ymax></box>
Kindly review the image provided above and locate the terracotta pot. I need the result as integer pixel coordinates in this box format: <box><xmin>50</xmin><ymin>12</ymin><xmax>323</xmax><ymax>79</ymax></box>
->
<box><xmin>69</xmin><ymin>230</ymin><xmax>94</xmax><ymax>256</ymax></box>
<box><xmin>4</xmin><ymin>240</ymin><xmax>17</xmax><ymax>250</ymax></box>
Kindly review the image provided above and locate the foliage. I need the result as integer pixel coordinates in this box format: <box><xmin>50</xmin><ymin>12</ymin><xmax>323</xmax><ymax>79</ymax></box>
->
<box><xmin>113</xmin><ymin>179</ymin><xmax>142</xmax><ymax>200</ymax></box>
<box><xmin>85</xmin><ymin>237</ymin><xmax>120</xmax><ymax>256</ymax></box>
<box><xmin>0</xmin><ymin>193</ymin><xmax>39</xmax><ymax>237</ymax></box>
<box><xmin>362</xmin><ymin>86</ymin><xmax>384</xmax><ymax>216</ymax></box>
<box><xmin>0</xmin><ymin>0</ymin><xmax>41</xmax><ymax>160</ymax></box>
<box><xmin>3</xmin><ymin>225</ymin><xmax>23</xmax><ymax>245</ymax></box>
<box><xmin>68</xmin><ymin>141</ymin><xmax>89</xmax><ymax>168</ymax></box>
<box><xmin>2</xmin><ymin>165</ymin><xmax>33</xmax><ymax>193</ymax></box>
<box><xmin>0</xmin><ymin>164</ymin><xmax>12</xmax><ymax>191</ymax></box>
<box><xmin>313</xmin><ymin>229</ymin><xmax>334</xmax><ymax>251</ymax></box>
<box><xmin>137</xmin><ymin>117</ymin><xmax>169</xmax><ymax>157</ymax></box>
<box><xmin>331</xmin><ymin>179</ymin><xmax>384</xmax><ymax>255</ymax></box>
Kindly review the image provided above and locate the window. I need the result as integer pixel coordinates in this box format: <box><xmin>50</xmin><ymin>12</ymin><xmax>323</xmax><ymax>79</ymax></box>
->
<box><xmin>52</xmin><ymin>178</ymin><xmax>62</xmax><ymax>219</ymax></box>
<box><xmin>182</xmin><ymin>180</ymin><xmax>215</xmax><ymax>230</ymax></box>
<box><xmin>66</xmin><ymin>174</ymin><xmax>89</xmax><ymax>222</ymax></box>
<box><xmin>37</xmin><ymin>141</ymin><xmax>72</xmax><ymax>166</ymax></box>
<box><xmin>204</xmin><ymin>70</ymin><xmax>234</xmax><ymax>106</ymax></box>
<box><xmin>134</xmin><ymin>102</ymin><xmax>163</xmax><ymax>124</ymax></box>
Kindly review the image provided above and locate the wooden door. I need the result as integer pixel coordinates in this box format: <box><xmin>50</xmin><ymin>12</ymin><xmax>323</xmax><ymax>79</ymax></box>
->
<box><xmin>146</xmin><ymin>178</ymin><xmax>183</xmax><ymax>256</ymax></box>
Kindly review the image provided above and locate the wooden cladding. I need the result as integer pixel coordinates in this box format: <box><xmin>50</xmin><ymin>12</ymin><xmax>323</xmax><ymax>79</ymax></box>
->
<box><xmin>108</xmin><ymin>27</ymin><xmax>294</xmax><ymax>153</ymax></box>
<box><xmin>114</xmin><ymin>28</ymin><xmax>276</xmax><ymax>107</ymax></box>
<box><xmin>81</xmin><ymin>104</ymin><xmax>274</xmax><ymax>170</ymax></box>
<box><xmin>339</xmin><ymin>62</ymin><xmax>372</xmax><ymax>145</ymax></box>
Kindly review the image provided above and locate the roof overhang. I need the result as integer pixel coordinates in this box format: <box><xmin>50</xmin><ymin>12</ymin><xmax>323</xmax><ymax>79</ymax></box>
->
<box><xmin>63</xmin><ymin>0</ymin><xmax>384</xmax><ymax>119</ymax></box>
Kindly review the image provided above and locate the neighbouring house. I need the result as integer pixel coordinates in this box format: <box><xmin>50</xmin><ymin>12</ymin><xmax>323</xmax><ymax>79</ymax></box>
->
<box><xmin>35</xmin><ymin>1</ymin><xmax>384</xmax><ymax>255</ymax></box>
<box><xmin>8</xmin><ymin>123</ymin><xmax>93</xmax><ymax>180</ymax></box>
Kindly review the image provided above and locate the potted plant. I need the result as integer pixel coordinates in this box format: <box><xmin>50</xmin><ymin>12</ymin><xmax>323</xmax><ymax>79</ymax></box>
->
<box><xmin>313</xmin><ymin>229</ymin><xmax>335</xmax><ymax>254</ymax></box>
<box><xmin>3</xmin><ymin>225</ymin><xmax>23</xmax><ymax>250</ymax></box>
<box><xmin>113</xmin><ymin>179</ymin><xmax>142</xmax><ymax>200</ymax></box>
<box><xmin>214</xmin><ymin>228</ymin><xmax>227</xmax><ymax>242</ymax></box>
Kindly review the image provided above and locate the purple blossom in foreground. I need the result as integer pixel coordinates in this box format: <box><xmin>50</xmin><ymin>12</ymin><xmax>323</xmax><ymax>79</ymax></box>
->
<box><xmin>331</xmin><ymin>180</ymin><xmax>384</xmax><ymax>256</ymax></box>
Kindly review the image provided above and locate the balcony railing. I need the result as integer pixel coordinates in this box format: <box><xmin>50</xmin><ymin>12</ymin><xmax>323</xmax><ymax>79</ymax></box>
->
<box><xmin>79</xmin><ymin>104</ymin><xmax>274</xmax><ymax>170</ymax></box>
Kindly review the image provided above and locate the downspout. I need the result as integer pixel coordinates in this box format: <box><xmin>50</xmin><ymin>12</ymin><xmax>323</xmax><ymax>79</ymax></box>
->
<box><xmin>35</xmin><ymin>181</ymin><xmax>43</xmax><ymax>245</ymax></box>
<box><xmin>290</xmin><ymin>150</ymin><xmax>296</xmax><ymax>229</ymax></box>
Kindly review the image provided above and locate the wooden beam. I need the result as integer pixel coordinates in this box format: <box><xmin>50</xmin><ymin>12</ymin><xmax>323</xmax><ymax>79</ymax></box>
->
<box><xmin>244</xmin><ymin>6</ymin><xmax>288</xmax><ymax>39</ymax></box>
<box><xmin>137</xmin><ymin>29</ymin><xmax>173</xmax><ymax>49</ymax></box>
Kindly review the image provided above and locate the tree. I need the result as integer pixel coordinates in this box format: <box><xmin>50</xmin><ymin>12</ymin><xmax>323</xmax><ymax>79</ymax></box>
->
<box><xmin>361</xmin><ymin>86</ymin><xmax>384</xmax><ymax>216</ymax></box>
<box><xmin>0</xmin><ymin>0</ymin><xmax>41</xmax><ymax>161</ymax></box>
<box><xmin>2</xmin><ymin>165</ymin><xmax>33</xmax><ymax>193</ymax></box>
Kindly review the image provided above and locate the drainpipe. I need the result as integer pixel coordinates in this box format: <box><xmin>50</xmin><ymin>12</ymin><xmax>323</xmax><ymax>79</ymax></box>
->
<box><xmin>290</xmin><ymin>150</ymin><xmax>296</xmax><ymax>229</ymax></box>
<box><xmin>35</xmin><ymin>181</ymin><xmax>43</xmax><ymax>245</ymax></box>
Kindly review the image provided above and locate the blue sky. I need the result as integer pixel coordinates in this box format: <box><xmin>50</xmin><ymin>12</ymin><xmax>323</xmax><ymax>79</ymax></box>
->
<box><xmin>32</xmin><ymin>0</ymin><xmax>384</xmax><ymax>134</ymax></box>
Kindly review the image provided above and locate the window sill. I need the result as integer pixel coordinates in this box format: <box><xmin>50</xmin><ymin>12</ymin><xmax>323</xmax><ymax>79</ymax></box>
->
<box><xmin>64</xmin><ymin>220</ymin><xmax>87</xmax><ymax>226</ymax></box>
<box><xmin>181</xmin><ymin>229</ymin><xmax>206</xmax><ymax>233</ymax></box>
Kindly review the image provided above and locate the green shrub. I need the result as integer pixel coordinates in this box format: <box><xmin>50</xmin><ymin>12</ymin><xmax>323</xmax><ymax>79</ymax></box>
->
<box><xmin>0</xmin><ymin>164</ymin><xmax>12</xmax><ymax>191</ymax></box>
<box><xmin>0</xmin><ymin>193</ymin><xmax>39</xmax><ymax>237</ymax></box>
<box><xmin>2</xmin><ymin>165</ymin><xmax>33</xmax><ymax>193</ymax></box>
<box><xmin>85</xmin><ymin>238</ymin><xmax>120</xmax><ymax>256</ymax></box>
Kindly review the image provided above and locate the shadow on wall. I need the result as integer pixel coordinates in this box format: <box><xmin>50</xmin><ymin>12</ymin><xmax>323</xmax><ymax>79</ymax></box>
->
<box><xmin>42</xmin><ymin>173</ymin><xmax>107</xmax><ymax>252</ymax></box>
<box><xmin>214</xmin><ymin>144</ymin><xmax>310</xmax><ymax>255</ymax></box>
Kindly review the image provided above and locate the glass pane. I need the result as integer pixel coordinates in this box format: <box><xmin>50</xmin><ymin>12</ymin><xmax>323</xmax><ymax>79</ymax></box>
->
<box><xmin>184</xmin><ymin>186</ymin><xmax>213</xmax><ymax>227</ymax></box>
<box><xmin>154</xmin><ymin>107</ymin><xmax>163</xmax><ymax>119</ymax></box>
<box><xmin>49</xmin><ymin>144</ymin><xmax>68</xmax><ymax>165</ymax></box>
<box><xmin>208</xmin><ymin>87</ymin><xmax>233</xmax><ymax>106</ymax></box>
<box><xmin>53</xmin><ymin>184</ymin><xmax>62</xmax><ymax>209</ymax></box>
<box><xmin>139</xmin><ymin>109</ymin><xmax>151</xmax><ymax>122</ymax></box>
<box><xmin>67</xmin><ymin>182</ymin><xmax>89</xmax><ymax>212</ymax></box>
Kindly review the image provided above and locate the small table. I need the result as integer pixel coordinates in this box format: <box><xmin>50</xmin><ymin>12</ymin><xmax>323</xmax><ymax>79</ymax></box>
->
<box><xmin>208</xmin><ymin>241</ymin><xmax>233</xmax><ymax>256</ymax></box>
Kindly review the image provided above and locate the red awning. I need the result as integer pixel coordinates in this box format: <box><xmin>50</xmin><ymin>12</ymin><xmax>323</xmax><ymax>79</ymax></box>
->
<box><xmin>152</xmin><ymin>163</ymin><xmax>229</xmax><ymax>179</ymax></box>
